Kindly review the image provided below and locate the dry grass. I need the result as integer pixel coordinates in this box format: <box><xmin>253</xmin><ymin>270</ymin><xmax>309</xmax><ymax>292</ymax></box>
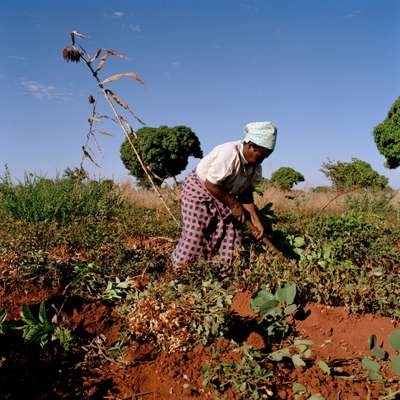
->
<box><xmin>256</xmin><ymin>188</ymin><xmax>399</xmax><ymax>215</ymax></box>
<box><xmin>255</xmin><ymin>188</ymin><xmax>347</xmax><ymax>214</ymax></box>
<box><xmin>119</xmin><ymin>179</ymin><xmax>180</xmax><ymax>210</ymax></box>
<box><xmin>119</xmin><ymin>179</ymin><xmax>399</xmax><ymax>217</ymax></box>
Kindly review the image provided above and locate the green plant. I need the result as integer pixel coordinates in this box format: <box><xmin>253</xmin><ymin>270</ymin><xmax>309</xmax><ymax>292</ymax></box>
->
<box><xmin>373</xmin><ymin>96</ymin><xmax>400</xmax><ymax>169</ymax></box>
<box><xmin>362</xmin><ymin>329</ymin><xmax>400</xmax><ymax>381</ymax></box>
<box><xmin>0</xmin><ymin>169</ymin><xmax>124</xmax><ymax>225</ymax></box>
<box><xmin>101</xmin><ymin>277</ymin><xmax>131</xmax><ymax>301</ymax></box>
<box><xmin>127</xmin><ymin>279</ymin><xmax>233</xmax><ymax>351</ymax></box>
<box><xmin>203</xmin><ymin>344</ymin><xmax>273</xmax><ymax>399</ymax></box>
<box><xmin>268</xmin><ymin>339</ymin><xmax>313</xmax><ymax>368</ymax></box>
<box><xmin>251</xmin><ymin>283</ymin><xmax>297</xmax><ymax>339</ymax></box>
<box><xmin>321</xmin><ymin>158</ymin><xmax>388</xmax><ymax>190</ymax></box>
<box><xmin>344</xmin><ymin>189</ymin><xmax>395</xmax><ymax>218</ymax></box>
<box><xmin>17</xmin><ymin>302</ymin><xmax>74</xmax><ymax>351</ymax></box>
<box><xmin>120</xmin><ymin>125</ymin><xmax>203</xmax><ymax>187</ymax></box>
<box><xmin>270</xmin><ymin>167</ymin><xmax>305</xmax><ymax>190</ymax></box>
<box><xmin>65</xmin><ymin>263</ymin><xmax>102</xmax><ymax>296</ymax></box>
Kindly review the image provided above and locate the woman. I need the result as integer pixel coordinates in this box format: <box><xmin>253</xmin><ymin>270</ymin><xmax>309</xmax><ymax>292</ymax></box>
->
<box><xmin>172</xmin><ymin>121</ymin><xmax>277</xmax><ymax>270</ymax></box>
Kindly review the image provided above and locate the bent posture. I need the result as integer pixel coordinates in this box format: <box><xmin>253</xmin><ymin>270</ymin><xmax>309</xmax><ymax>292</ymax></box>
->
<box><xmin>172</xmin><ymin>121</ymin><xmax>277</xmax><ymax>270</ymax></box>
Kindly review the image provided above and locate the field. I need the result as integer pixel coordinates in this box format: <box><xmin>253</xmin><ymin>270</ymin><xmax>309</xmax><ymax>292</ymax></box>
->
<box><xmin>0</xmin><ymin>174</ymin><xmax>399</xmax><ymax>399</ymax></box>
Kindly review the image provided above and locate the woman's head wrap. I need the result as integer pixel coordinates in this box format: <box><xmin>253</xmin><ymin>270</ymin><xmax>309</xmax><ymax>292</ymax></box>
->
<box><xmin>244</xmin><ymin>121</ymin><xmax>277</xmax><ymax>151</ymax></box>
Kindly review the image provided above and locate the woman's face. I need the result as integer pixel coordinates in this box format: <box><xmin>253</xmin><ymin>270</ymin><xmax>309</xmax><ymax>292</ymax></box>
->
<box><xmin>243</xmin><ymin>142</ymin><xmax>272</xmax><ymax>164</ymax></box>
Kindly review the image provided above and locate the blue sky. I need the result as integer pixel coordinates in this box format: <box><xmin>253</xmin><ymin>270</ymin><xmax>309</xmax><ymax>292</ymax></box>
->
<box><xmin>0</xmin><ymin>0</ymin><xmax>399</xmax><ymax>188</ymax></box>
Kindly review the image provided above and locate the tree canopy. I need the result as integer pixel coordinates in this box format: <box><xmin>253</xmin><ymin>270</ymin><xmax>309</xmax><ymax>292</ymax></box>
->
<box><xmin>321</xmin><ymin>158</ymin><xmax>388</xmax><ymax>190</ymax></box>
<box><xmin>120</xmin><ymin>125</ymin><xmax>203</xmax><ymax>187</ymax></box>
<box><xmin>270</xmin><ymin>167</ymin><xmax>305</xmax><ymax>190</ymax></box>
<box><xmin>373</xmin><ymin>97</ymin><xmax>400</xmax><ymax>169</ymax></box>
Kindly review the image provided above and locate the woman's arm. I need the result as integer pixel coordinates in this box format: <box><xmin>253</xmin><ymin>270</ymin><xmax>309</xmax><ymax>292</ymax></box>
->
<box><xmin>240</xmin><ymin>188</ymin><xmax>265</xmax><ymax>240</ymax></box>
<box><xmin>205</xmin><ymin>179</ymin><xmax>246</xmax><ymax>223</ymax></box>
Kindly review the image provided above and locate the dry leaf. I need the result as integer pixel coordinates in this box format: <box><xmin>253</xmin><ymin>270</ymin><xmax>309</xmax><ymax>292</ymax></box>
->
<box><xmin>96</xmin><ymin>130</ymin><xmax>113</xmax><ymax>137</ymax></box>
<box><xmin>89</xmin><ymin>48</ymin><xmax>103</xmax><ymax>62</ymax></box>
<box><xmin>70</xmin><ymin>30</ymin><xmax>89</xmax><ymax>45</ymax></box>
<box><xmin>82</xmin><ymin>145</ymin><xmax>100</xmax><ymax>167</ymax></box>
<box><xmin>100</xmin><ymin>72</ymin><xmax>144</xmax><ymax>85</ymax></box>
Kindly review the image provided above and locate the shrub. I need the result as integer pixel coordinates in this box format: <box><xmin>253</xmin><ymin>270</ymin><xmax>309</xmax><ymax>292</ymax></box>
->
<box><xmin>321</xmin><ymin>158</ymin><xmax>388</xmax><ymax>190</ymax></box>
<box><xmin>270</xmin><ymin>167</ymin><xmax>305</xmax><ymax>190</ymax></box>
<box><xmin>120</xmin><ymin>125</ymin><xmax>203</xmax><ymax>187</ymax></box>
<box><xmin>373</xmin><ymin>97</ymin><xmax>400</xmax><ymax>169</ymax></box>
<box><xmin>0</xmin><ymin>169</ymin><xmax>123</xmax><ymax>225</ymax></box>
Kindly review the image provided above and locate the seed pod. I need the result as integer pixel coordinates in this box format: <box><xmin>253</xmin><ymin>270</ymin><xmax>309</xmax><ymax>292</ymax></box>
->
<box><xmin>88</xmin><ymin>95</ymin><xmax>95</xmax><ymax>104</ymax></box>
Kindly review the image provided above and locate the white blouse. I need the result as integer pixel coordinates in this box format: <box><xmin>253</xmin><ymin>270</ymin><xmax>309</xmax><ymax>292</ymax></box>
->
<box><xmin>196</xmin><ymin>140</ymin><xmax>262</xmax><ymax>195</ymax></box>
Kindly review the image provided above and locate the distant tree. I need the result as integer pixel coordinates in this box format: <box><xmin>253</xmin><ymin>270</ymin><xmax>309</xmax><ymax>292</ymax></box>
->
<box><xmin>373</xmin><ymin>97</ymin><xmax>400</xmax><ymax>169</ymax></box>
<box><xmin>120</xmin><ymin>125</ymin><xmax>203</xmax><ymax>187</ymax></box>
<box><xmin>321</xmin><ymin>159</ymin><xmax>388</xmax><ymax>190</ymax></box>
<box><xmin>270</xmin><ymin>167</ymin><xmax>305</xmax><ymax>190</ymax></box>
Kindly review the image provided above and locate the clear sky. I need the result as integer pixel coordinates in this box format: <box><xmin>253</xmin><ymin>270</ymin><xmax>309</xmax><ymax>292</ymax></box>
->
<box><xmin>0</xmin><ymin>0</ymin><xmax>399</xmax><ymax>188</ymax></box>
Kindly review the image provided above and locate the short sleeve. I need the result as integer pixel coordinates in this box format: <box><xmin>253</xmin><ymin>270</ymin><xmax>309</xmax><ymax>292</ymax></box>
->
<box><xmin>206</xmin><ymin>148</ymin><xmax>238</xmax><ymax>185</ymax></box>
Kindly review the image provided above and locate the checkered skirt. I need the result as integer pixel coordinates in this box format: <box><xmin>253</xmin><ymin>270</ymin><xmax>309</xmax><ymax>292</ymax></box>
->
<box><xmin>171</xmin><ymin>170</ymin><xmax>243</xmax><ymax>269</ymax></box>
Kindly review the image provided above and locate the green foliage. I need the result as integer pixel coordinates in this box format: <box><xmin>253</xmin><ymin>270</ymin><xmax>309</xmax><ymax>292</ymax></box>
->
<box><xmin>270</xmin><ymin>167</ymin><xmax>305</xmax><ymax>190</ymax></box>
<box><xmin>251</xmin><ymin>283</ymin><xmax>298</xmax><ymax>339</ymax></box>
<box><xmin>344</xmin><ymin>189</ymin><xmax>395</xmax><ymax>218</ymax></box>
<box><xmin>101</xmin><ymin>277</ymin><xmax>131</xmax><ymax>301</ymax></box>
<box><xmin>321</xmin><ymin>158</ymin><xmax>388</xmax><ymax>190</ymax></box>
<box><xmin>203</xmin><ymin>344</ymin><xmax>273</xmax><ymax>399</ymax></box>
<box><xmin>18</xmin><ymin>302</ymin><xmax>54</xmax><ymax>348</ymax></box>
<box><xmin>373</xmin><ymin>97</ymin><xmax>400</xmax><ymax>169</ymax></box>
<box><xmin>268</xmin><ymin>339</ymin><xmax>313</xmax><ymax>368</ymax></box>
<box><xmin>0</xmin><ymin>169</ymin><xmax>123</xmax><ymax>225</ymax></box>
<box><xmin>17</xmin><ymin>302</ymin><xmax>74</xmax><ymax>351</ymax></box>
<box><xmin>120</xmin><ymin>125</ymin><xmax>203</xmax><ymax>187</ymax></box>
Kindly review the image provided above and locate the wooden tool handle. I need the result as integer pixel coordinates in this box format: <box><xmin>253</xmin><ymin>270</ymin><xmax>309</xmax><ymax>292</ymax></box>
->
<box><xmin>245</xmin><ymin>220</ymin><xmax>287</xmax><ymax>261</ymax></box>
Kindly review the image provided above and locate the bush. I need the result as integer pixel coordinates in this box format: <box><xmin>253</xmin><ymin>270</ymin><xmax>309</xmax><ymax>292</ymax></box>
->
<box><xmin>120</xmin><ymin>125</ymin><xmax>203</xmax><ymax>187</ymax></box>
<box><xmin>321</xmin><ymin>158</ymin><xmax>388</xmax><ymax>190</ymax></box>
<box><xmin>0</xmin><ymin>169</ymin><xmax>124</xmax><ymax>225</ymax></box>
<box><xmin>270</xmin><ymin>167</ymin><xmax>305</xmax><ymax>190</ymax></box>
<box><xmin>373</xmin><ymin>97</ymin><xmax>400</xmax><ymax>169</ymax></box>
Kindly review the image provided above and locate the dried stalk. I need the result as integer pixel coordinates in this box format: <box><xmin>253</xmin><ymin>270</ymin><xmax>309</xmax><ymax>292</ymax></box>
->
<box><xmin>64</xmin><ymin>32</ymin><xmax>179</xmax><ymax>225</ymax></box>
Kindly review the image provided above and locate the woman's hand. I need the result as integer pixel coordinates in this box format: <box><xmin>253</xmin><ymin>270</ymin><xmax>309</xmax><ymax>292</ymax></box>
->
<box><xmin>230</xmin><ymin>202</ymin><xmax>246</xmax><ymax>224</ymax></box>
<box><xmin>242</xmin><ymin>202</ymin><xmax>265</xmax><ymax>240</ymax></box>
<box><xmin>251</xmin><ymin>218</ymin><xmax>265</xmax><ymax>240</ymax></box>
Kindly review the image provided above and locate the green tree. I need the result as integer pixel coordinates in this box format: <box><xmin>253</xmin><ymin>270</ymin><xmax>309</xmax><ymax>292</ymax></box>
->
<box><xmin>270</xmin><ymin>167</ymin><xmax>305</xmax><ymax>190</ymax></box>
<box><xmin>373</xmin><ymin>97</ymin><xmax>400</xmax><ymax>169</ymax></box>
<box><xmin>120</xmin><ymin>125</ymin><xmax>203</xmax><ymax>187</ymax></box>
<box><xmin>321</xmin><ymin>159</ymin><xmax>388</xmax><ymax>190</ymax></box>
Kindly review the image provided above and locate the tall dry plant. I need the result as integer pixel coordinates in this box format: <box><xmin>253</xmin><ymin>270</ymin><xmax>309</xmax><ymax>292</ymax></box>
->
<box><xmin>62</xmin><ymin>31</ymin><xmax>179</xmax><ymax>224</ymax></box>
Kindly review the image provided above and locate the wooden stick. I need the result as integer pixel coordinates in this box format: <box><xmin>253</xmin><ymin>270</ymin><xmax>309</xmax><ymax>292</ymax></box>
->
<box><xmin>245</xmin><ymin>220</ymin><xmax>287</xmax><ymax>261</ymax></box>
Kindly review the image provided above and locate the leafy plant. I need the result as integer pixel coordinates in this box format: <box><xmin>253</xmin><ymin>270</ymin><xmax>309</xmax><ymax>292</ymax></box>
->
<box><xmin>270</xmin><ymin>167</ymin><xmax>305</xmax><ymax>190</ymax></box>
<box><xmin>101</xmin><ymin>277</ymin><xmax>131</xmax><ymax>301</ymax></box>
<box><xmin>321</xmin><ymin>158</ymin><xmax>388</xmax><ymax>190</ymax></box>
<box><xmin>373</xmin><ymin>96</ymin><xmax>400</xmax><ymax>169</ymax></box>
<box><xmin>203</xmin><ymin>344</ymin><xmax>273</xmax><ymax>399</ymax></box>
<box><xmin>251</xmin><ymin>283</ymin><xmax>297</xmax><ymax>339</ymax></box>
<box><xmin>17</xmin><ymin>302</ymin><xmax>74</xmax><ymax>351</ymax></box>
<box><xmin>362</xmin><ymin>329</ymin><xmax>400</xmax><ymax>380</ymax></box>
<box><xmin>120</xmin><ymin>125</ymin><xmax>203</xmax><ymax>187</ymax></box>
<box><xmin>268</xmin><ymin>339</ymin><xmax>313</xmax><ymax>368</ymax></box>
<box><xmin>127</xmin><ymin>279</ymin><xmax>233</xmax><ymax>351</ymax></box>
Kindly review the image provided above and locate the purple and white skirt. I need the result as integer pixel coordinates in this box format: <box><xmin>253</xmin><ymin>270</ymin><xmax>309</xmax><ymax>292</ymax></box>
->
<box><xmin>171</xmin><ymin>170</ymin><xmax>243</xmax><ymax>269</ymax></box>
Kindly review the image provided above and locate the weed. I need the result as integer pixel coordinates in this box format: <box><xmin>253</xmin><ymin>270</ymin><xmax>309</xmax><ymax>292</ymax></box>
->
<box><xmin>203</xmin><ymin>343</ymin><xmax>274</xmax><ymax>399</ymax></box>
<box><xmin>251</xmin><ymin>282</ymin><xmax>298</xmax><ymax>339</ymax></box>
<box><xmin>16</xmin><ymin>302</ymin><xmax>74</xmax><ymax>351</ymax></box>
<box><xmin>362</xmin><ymin>330</ymin><xmax>400</xmax><ymax>380</ymax></box>
<box><xmin>127</xmin><ymin>279</ymin><xmax>233</xmax><ymax>351</ymax></box>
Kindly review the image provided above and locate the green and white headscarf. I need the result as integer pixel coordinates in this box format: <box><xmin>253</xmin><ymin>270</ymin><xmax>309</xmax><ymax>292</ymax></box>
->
<box><xmin>244</xmin><ymin>121</ymin><xmax>277</xmax><ymax>151</ymax></box>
